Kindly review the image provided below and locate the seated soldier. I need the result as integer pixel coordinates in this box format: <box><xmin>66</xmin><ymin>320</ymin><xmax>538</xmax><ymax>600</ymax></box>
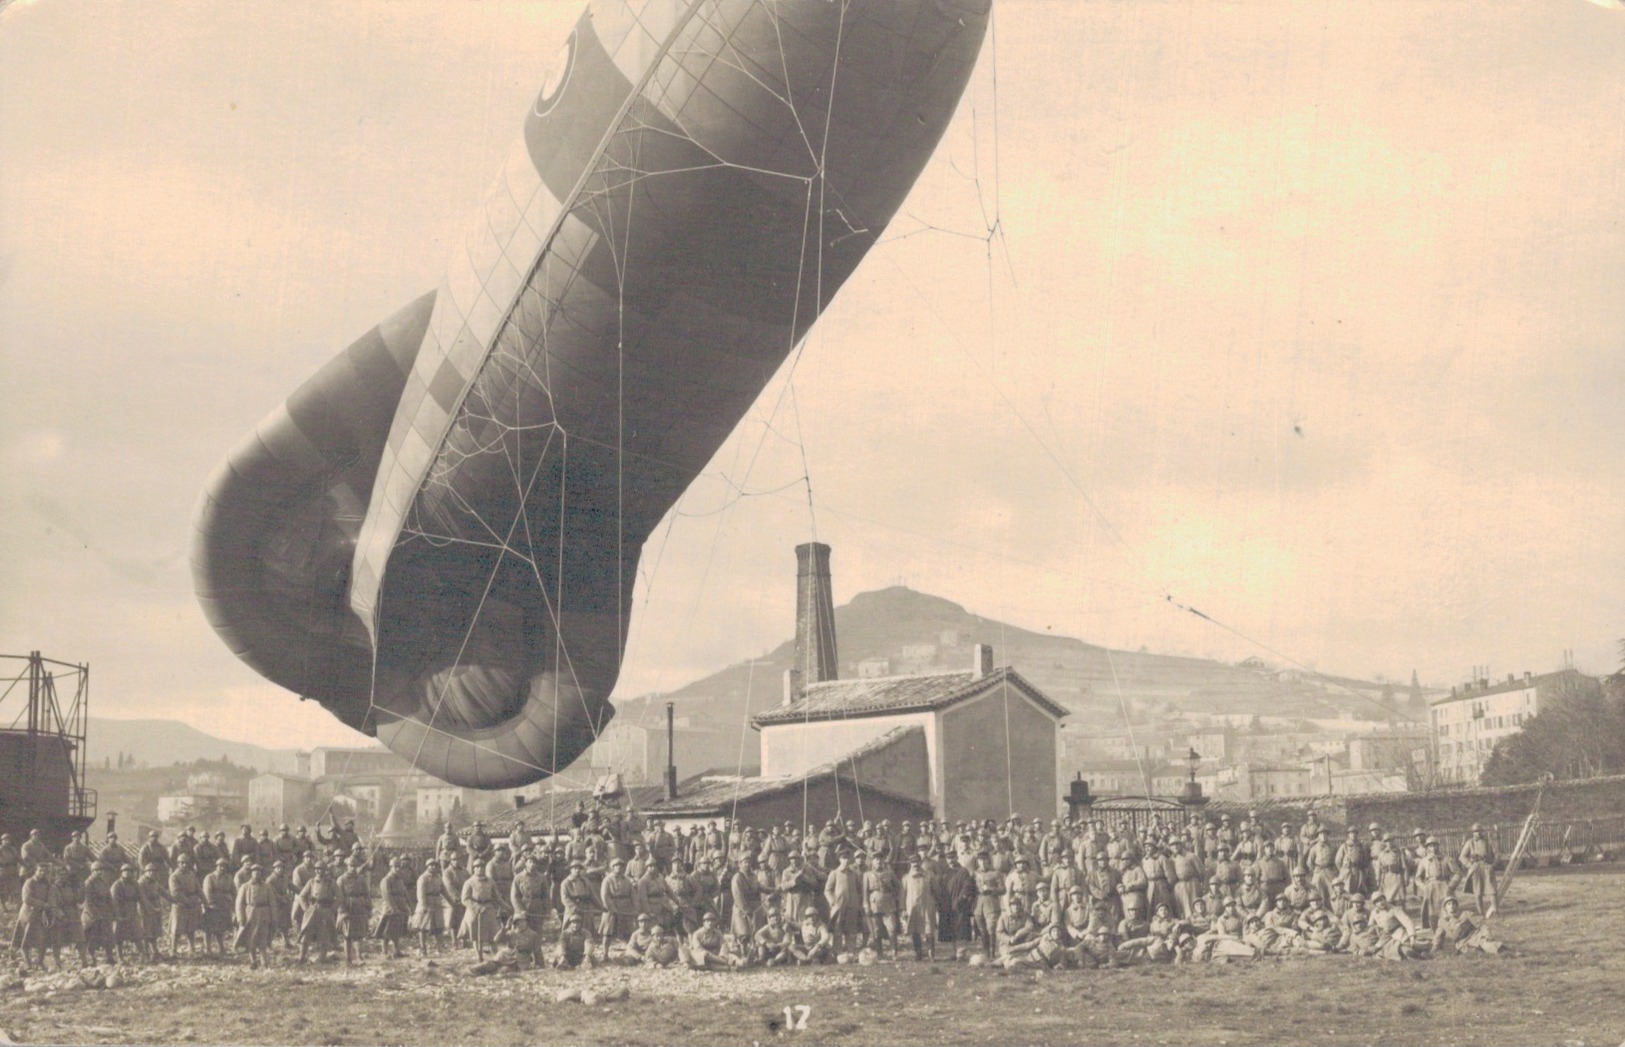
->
<box><xmin>994</xmin><ymin>895</ymin><xmax>1039</xmax><ymax>964</ymax></box>
<box><xmin>480</xmin><ymin>918</ymin><xmax>543</xmax><ymax>973</ymax></box>
<box><xmin>754</xmin><ymin>912</ymin><xmax>795</xmax><ymax>967</ymax></box>
<box><xmin>624</xmin><ymin>913</ymin><xmax>661</xmax><ymax>965</ymax></box>
<box><xmin>1368</xmin><ymin>895</ymin><xmax>1421</xmax><ymax>961</ymax></box>
<box><xmin>1297</xmin><ymin>897</ymin><xmax>1340</xmax><ymax>951</ymax></box>
<box><xmin>790</xmin><ymin>912</ymin><xmax>835</xmax><ymax>965</ymax></box>
<box><xmin>552</xmin><ymin>914</ymin><xmax>591</xmax><ymax>969</ymax></box>
<box><xmin>684</xmin><ymin>912</ymin><xmax>741</xmax><ymax>969</ymax></box>
<box><xmin>1432</xmin><ymin>897</ymin><xmax>1505</xmax><ymax>957</ymax></box>
<box><xmin>642</xmin><ymin>922</ymin><xmax>682</xmax><ymax>967</ymax></box>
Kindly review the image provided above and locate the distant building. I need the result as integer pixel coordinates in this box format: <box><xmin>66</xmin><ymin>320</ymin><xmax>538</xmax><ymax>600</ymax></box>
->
<box><xmin>1212</xmin><ymin>761</ymin><xmax>1312</xmax><ymax>801</ymax></box>
<box><xmin>585</xmin><ymin>719</ymin><xmax>744</xmax><ymax>786</ymax></box>
<box><xmin>1430</xmin><ymin>669</ymin><xmax>1596</xmax><ymax>785</ymax></box>
<box><xmin>247</xmin><ymin>772</ymin><xmax>316</xmax><ymax>826</ymax></box>
<box><xmin>299</xmin><ymin>746</ymin><xmax>415</xmax><ymax>780</ymax></box>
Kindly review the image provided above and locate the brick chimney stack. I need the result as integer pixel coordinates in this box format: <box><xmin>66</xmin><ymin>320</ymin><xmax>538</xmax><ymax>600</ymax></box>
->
<box><xmin>971</xmin><ymin>643</ymin><xmax>994</xmax><ymax>678</ymax></box>
<box><xmin>794</xmin><ymin>542</ymin><xmax>838</xmax><ymax>695</ymax></box>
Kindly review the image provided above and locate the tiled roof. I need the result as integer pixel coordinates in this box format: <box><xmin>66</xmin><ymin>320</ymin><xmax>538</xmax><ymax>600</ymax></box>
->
<box><xmin>643</xmin><ymin>726</ymin><xmax>930</xmax><ymax>817</ymax></box>
<box><xmin>752</xmin><ymin>667</ymin><xmax>1066</xmax><ymax>727</ymax></box>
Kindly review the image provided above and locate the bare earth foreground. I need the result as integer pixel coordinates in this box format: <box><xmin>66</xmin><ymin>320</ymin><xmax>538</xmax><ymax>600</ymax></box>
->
<box><xmin>3</xmin><ymin>867</ymin><xmax>1621</xmax><ymax>1047</ymax></box>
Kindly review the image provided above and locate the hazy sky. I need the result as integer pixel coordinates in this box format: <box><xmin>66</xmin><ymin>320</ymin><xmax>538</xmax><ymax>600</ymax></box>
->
<box><xmin>3</xmin><ymin>0</ymin><xmax>1622</xmax><ymax>751</ymax></box>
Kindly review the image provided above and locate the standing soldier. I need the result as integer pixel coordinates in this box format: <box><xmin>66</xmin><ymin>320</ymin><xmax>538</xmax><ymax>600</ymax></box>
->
<box><xmin>233</xmin><ymin>864</ymin><xmax>275</xmax><ymax>968</ymax></box>
<box><xmin>941</xmin><ymin>855</ymin><xmax>976</xmax><ymax>958</ymax></box>
<box><xmin>201</xmin><ymin>857</ymin><xmax>236</xmax><ymax>957</ymax></box>
<box><xmin>336</xmin><ymin>858</ymin><xmax>372</xmax><ymax>965</ymax></box>
<box><xmin>1458</xmin><ymin>824</ymin><xmax>1497</xmax><ymax>915</ymax></box>
<box><xmin>12</xmin><ymin>863</ymin><xmax>55</xmax><ymax>970</ymax></box>
<box><xmin>1306</xmin><ymin>828</ymin><xmax>1337</xmax><ymax>906</ymax></box>
<box><xmin>862</xmin><ymin>853</ymin><xmax>901</xmax><ymax>959</ymax></box>
<box><xmin>1375</xmin><ymin>833</ymin><xmax>1408</xmax><ymax>904</ymax></box>
<box><xmin>559</xmin><ymin>860</ymin><xmax>598</xmax><ymax>930</ymax></box>
<box><xmin>411</xmin><ymin>857</ymin><xmax>447</xmax><ymax>957</ymax></box>
<box><xmin>823</xmin><ymin>851</ymin><xmax>864</xmax><ymax>955</ymax></box>
<box><xmin>460</xmin><ymin>861</ymin><xmax>501</xmax><ymax>962</ymax></box>
<box><xmin>511</xmin><ymin>856</ymin><xmax>552</xmax><ymax>937</ymax></box>
<box><xmin>1256</xmin><ymin>840</ymin><xmax>1290</xmax><ymax>905</ymax></box>
<box><xmin>169</xmin><ymin>853</ymin><xmax>204</xmax><ymax>957</ymax></box>
<box><xmin>1172</xmin><ymin>841</ymin><xmax>1204</xmax><ymax>919</ymax></box>
<box><xmin>138</xmin><ymin>831</ymin><xmax>170</xmax><ymax>882</ymax></box>
<box><xmin>18</xmin><ymin>830</ymin><xmax>48</xmax><ymax>882</ymax></box>
<box><xmin>971</xmin><ymin>852</ymin><xmax>1005</xmax><ymax>960</ymax></box>
<box><xmin>296</xmin><ymin>863</ymin><xmax>339</xmax><ymax>963</ymax></box>
<box><xmin>1413</xmin><ymin>838</ymin><xmax>1449</xmax><ymax>930</ymax></box>
<box><xmin>62</xmin><ymin>831</ymin><xmax>94</xmax><ymax>884</ymax></box>
<box><xmin>0</xmin><ymin>833</ymin><xmax>19</xmax><ymax>916</ymax></box>
<box><xmin>265</xmin><ymin>860</ymin><xmax>294</xmax><ymax>949</ymax></box>
<box><xmin>373</xmin><ymin>856</ymin><xmax>412</xmax><ymax>959</ymax></box>
<box><xmin>728</xmin><ymin>855</ymin><xmax>762</xmax><ymax>943</ymax></box>
<box><xmin>901</xmin><ymin>857</ymin><xmax>937</xmax><ymax>961</ymax></box>
<box><xmin>110</xmin><ymin>864</ymin><xmax>145</xmax><ymax>962</ymax></box>
<box><xmin>138</xmin><ymin>861</ymin><xmax>172</xmax><ymax>959</ymax></box>
<box><xmin>57</xmin><ymin>864</ymin><xmax>92</xmax><ymax>965</ymax></box>
<box><xmin>441</xmin><ymin>854</ymin><xmax>469</xmax><ymax>944</ymax></box>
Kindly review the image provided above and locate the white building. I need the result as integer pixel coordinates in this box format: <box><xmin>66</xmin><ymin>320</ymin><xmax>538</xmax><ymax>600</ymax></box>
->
<box><xmin>1430</xmin><ymin>670</ymin><xmax>1591</xmax><ymax>785</ymax></box>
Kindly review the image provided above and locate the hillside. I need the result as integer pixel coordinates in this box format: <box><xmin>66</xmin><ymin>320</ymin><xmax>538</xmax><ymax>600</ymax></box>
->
<box><xmin>86</xmin><ymin>717</ymin><xmax>299</xmax><ymax>773</ymax></box>
<box><xmin>612</xmin><ymin>586</ymin><xmax>1418</xmax><ymax>733</ymax></box>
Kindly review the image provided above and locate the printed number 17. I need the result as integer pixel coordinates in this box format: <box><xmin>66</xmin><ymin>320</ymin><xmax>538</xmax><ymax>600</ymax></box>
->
<box><xmin>782</xmin><ymin>1005</ymin><xmax>811</xmax><ymax>1031</ymax></box>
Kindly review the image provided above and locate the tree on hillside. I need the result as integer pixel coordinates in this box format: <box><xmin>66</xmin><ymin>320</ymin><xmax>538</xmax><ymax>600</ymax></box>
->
<box><xmin>1481</xmin><ymin>669</ymin><xmax>1620</xmax><ymax>785</ymax></box>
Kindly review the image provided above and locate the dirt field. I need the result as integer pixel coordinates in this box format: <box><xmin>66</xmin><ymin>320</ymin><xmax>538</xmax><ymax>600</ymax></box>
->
<box><xmin>3</xmin><ymin>866</ymin><xmax>1621</xmax><ymax>1047</ymax></box>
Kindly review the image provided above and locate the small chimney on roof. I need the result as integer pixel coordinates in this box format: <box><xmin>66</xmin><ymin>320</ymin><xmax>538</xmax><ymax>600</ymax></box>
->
<box><xmin>1524</xmin><ymin>671</ymin><xmax>1532</xmax><ymax>686</ymax></box>
<box><xmin>794</xmin><ymin>542</ymin><xmax>838</xmax><ymax>687</ymax></box>
<box><xmin>971</xmin><ymin>644</ymin><xmax>994</xmax><ymax>678</ymax></box>
<box><xmin>782</xmin><ymin>668</ymin><xmax>802</xmax><ymax>707</ymax></box>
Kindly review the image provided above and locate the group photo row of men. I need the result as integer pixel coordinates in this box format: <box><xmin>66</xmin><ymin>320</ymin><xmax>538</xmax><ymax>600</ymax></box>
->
<box><xmin>2</xmin><ymin>806</ymin><xmax>1510</xmax><ymax>974</ymax></box>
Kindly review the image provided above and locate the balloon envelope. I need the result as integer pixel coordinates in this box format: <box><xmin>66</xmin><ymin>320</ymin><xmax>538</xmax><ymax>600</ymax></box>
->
<box><xmin>192</xmin><ymin>0</ymin><xmax>991</xmax><ymax>788</ymax></box>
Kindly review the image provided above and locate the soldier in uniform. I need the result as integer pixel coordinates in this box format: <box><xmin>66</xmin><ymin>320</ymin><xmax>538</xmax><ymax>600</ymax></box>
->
<box><xmin>138</xmin><ymin>861</ymin><xmax>172</xmax><ymax>959</ymax></box>
<box><xmin>138</xmin><ymin>831</ymin><xmax>170</xmax><ymax>882</ymax></box>
<box><xmin>110</xmin><ymin>864</ymin><xmax>146</xmax><ymax>962</ymax></box>
<box><xmin>410</xmin><ymin>857</ymin><xmax>447</xmax><ymax>956</ymax></box>
<box><xmin>373</xmin><ymin>856</ymin><xmax>412</xmax><ymax>959</ymax></box>
<box><xmin>552</xmin><ymin>912</ymin><xmax>590</xmax><ymax>969</ymax></box>
<box><xmin>753</xmin><ymin>910</ymin><xmax>794</xmax><ymax>966</ymax></box>
<box><xmin>599</xmin><ymin>857</ymin><xmax>639</xmax><ymax>958</ymax></box>
<box><xmin>168</xmin><ymin>853</ymin><xmax>204</xmax><ymax>957</ymax></box>
<box><xmin>683</xmin><ymin>910</ymin><xmax>739</xmax><ymax>969</ymax></box>
<box><xmin>0</xmin><ymin>833</ymin><xmax>19</xmax><ymax>915</ymax></box>
<box><xmin>233</xmin><ymin>864</ymin><xmax>275</xmax><ymax>967</ymax></box>
<box><xmin>12</xmin><ymin>863</ymin><xmax>55</xmax><ymax>970</ymax></box>
<box><xmin>19</xmin><ymin>829</ymin><xmax>51</xmax><ymax>881</ymax></box>
<box><xmin>1458</xmin><ymin>824</ymin><xmax>1497</xmax><ymax>915</ymax></box>
<box><xmin>824</xmin><ymin>851</ymin><xmax>864</xmax><ymax>954</ymax></box>
<box><xmin>511</xmin><ymin>855</ymin><xmax>552</xmax><ymax>937</ymax></box>
<box><xmin>459</xmin><ymin>861</ymin><xmax>501</xmax><ymax>961</ymax></box>
<box><xmin>201</xmin><ymin>857</ymin><xmax>236</xmax><ymax>956</ymax></box>
<box><xmin>336</xmin><ymin>858</ymin><xmax>372</xmax><ymax>965</ymax></box>
<box><xmin>1432</xmin><ymin>896</ymin><xmax>1504</xmax><ymax>956</ymax></box>
<box><xmin>1255</xmin><ymin>840</ymin><xmax>1290</xmax><ymax>905</ymax></box>
<box><xmin>862</xmin><ymin>853</ymin><xmax>900</xmax><ymax>960</ymax></box>
<box><xmin>296</xmin><ymin>863</ymin><xmax>339</xmax><ymax>962</ymax></box>
<box><xmin>901</xmin><ymin>857</ymin><xmax>937</xmax><ymax>961</ymax></box>
<box><xmin>1306</xmin><ymin>827</ymin><xmax>1338</xmax><ymax>906</ymax></box>
<box><xmin>791</xmin><ymin>909</ymin><xmax>836</xmax><ymax>965</ymax></box>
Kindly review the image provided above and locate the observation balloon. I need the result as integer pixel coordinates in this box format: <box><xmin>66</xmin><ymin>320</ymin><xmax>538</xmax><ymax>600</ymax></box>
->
<box><xmin>192</xmin><ymin>0</ymin><xmax>991</xmax><ymax>788</ymax></box>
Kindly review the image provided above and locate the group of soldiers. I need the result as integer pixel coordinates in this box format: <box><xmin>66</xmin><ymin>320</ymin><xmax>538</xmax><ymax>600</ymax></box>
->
<box><xmin>3</xmin><ymin>806</ymin><xmax>1509</xmax><ymax>975</ymax></box>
